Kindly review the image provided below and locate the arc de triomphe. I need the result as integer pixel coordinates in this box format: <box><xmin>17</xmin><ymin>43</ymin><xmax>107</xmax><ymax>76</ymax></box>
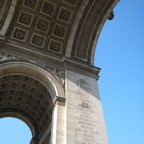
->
<box><xmin>0</xmin><ymin>0</ymin><xmax>119</xmax><ymax>143</ymax></box>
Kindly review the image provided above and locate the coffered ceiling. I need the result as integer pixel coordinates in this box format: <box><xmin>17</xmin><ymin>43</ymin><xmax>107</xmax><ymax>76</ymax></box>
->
<box><xmin>0</xmin><ymin>0</ymin><xmax>119</xmax><ymax>65</ymax></box>
<box><xmin>0</xmin><ymin>74</ymin><xmax>52</xmax><ymax>135</ymax></box>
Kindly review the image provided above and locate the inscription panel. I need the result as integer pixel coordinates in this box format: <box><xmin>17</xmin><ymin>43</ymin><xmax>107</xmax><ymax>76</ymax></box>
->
<box><xmin>66</xmin><ymin>70</ymin><xmax>108</xmax><ymax>144</ymax></box>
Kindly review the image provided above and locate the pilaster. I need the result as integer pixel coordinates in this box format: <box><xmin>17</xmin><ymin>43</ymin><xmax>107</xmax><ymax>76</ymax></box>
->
<box><xmin>50</xmin><ymin>97</ymin><xmax>66</xmax><ymax>144</ymax></box>
<box><xmin>65</xmin><ymin>63</ymin><xmax>108</xmax><ymax>144</ymax></box>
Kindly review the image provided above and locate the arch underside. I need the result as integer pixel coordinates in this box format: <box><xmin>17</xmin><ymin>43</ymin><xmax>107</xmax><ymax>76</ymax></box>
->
<box><xmin>0</xmin><ymin>61</ymin><xmax>65</xmax><ymax>139</ymax></box>
<box><xmin>0</xmin><ymin>0</ymin><xmax>119</xmax><ymax>142</ymax></box>
<box><xmin>0</xmin><ymin>74</ymin><xmax>52</xmax><ymax>136</ymax></box>
<box><xmin>0</xmin><ymin>0</ymin><xmax>119</xmax><ymax>65</ymax></box>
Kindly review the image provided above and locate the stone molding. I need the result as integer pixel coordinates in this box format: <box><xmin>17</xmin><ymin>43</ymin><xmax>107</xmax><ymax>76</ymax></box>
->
<box><xmin>0</xmin><ymin>51</ymin><xmax>65</xmax><ymax>86</ymax></box>
<box><xmin>0</xmin><ymin>50</ymin><xmax>100</xmax><ymax>80</ymax></box>
<box><xmin>64</xmin><ymin>58</ymin><xmax>101</xmax><ymax>80</ymax></box>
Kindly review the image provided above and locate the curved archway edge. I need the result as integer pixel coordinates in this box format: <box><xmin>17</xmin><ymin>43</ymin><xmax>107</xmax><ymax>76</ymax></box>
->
<box><xmin>0</xmin><ymin>61</ymin><xmax>65</xmax><ymax>100</ymax></box>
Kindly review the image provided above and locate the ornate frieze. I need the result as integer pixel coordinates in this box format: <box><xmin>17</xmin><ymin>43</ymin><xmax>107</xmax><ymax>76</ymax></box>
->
<box><xmin>0</xmin><ymin>51</ymin><xmax>65</xmax><ymax>86</ymax></box>
<box><xmin>0</xmin><ymin>51</ymin><xmax>21</xmax><ymax>61</ymax></box>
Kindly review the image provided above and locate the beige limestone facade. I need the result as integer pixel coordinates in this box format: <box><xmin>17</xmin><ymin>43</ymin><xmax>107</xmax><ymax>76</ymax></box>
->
<box><xmin>0</xmin><ymin>0</ymin><xmax>119</xmax><ymax>143</ymax></box>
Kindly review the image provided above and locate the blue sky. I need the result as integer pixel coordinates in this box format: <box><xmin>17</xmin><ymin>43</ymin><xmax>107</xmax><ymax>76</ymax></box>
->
<box><xmin>0</xmin><ymin>117</ymin><xmax>32</xmax><ymax>143</ymax></box>
<box><xmin>0</xmin><ymin>1</ymin><xmax>144</xmax><ymax>144</ymax></box>
<box><xmin>95</xmin><ymin>0</ymin><xmax>144</xmax><ymax>144</ymax></box>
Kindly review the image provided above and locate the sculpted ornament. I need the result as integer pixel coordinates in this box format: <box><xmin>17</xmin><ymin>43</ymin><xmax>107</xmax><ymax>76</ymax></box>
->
<box><xmin>0</xmin><ymin>51</ymin><xmax>65</xmax><ymax>87</ymax></box>
<box><xmin>0</xmin><ymin>51</ymin><xmax>21</xmax><ymax>62</ymax></box>
<box><xmin>48</xmin><ymin>67</ymin><xmax>65</xmax><ymax>87</ymax></box>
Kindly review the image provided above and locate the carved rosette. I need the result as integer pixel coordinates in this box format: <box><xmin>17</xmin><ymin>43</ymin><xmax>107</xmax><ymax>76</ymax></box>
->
<box><xmin>58</xmin><ymin>7</ymin><xmax>73</xmax><ymax>23</ymax></box>
<box><xmin>30</xmin><ymin>34</ymin><xmax>46</xmax><ymax>48</ymax></box>
<box><xmin>18</xmin><ymin>11</ymin><xmax>34</xmax><ymax>27</ymax></box>
<box><xmin>11</xmin><ymin>27</ymin><xmax>29</xmax><ymax>42</ymax></box>
<box><xmin>35</xmin><ymin>17</ymin><xmax>51</xmax><ymax>33</ymax></box>
<box><xmin>23</xmin><ymin>0</ymin><xmax>38</xmax><ymax>10</ymax></box>
<box><xmin>48</xmin><ymin>39</ymin><xmax>63</xmax><ymax>54</ymax></box>
<box><xmin>52</xmin><ymin>24</ymin><xmax>67</xmax><ymax>39</ymax></box>
<box><xmin>41</xmin><ymin>1</ymin><xmax>57</xmax><ymax>16</ymax></box>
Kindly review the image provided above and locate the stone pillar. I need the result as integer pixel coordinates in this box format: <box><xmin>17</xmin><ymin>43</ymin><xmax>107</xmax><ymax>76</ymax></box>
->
<box><xmin>65</xmin><ymin>65</ymin><xmax>108</xmax><ymax>144</ymax></box>
<box><xmin>50</xmin><ymin>97</ymin><xmax>65</xmax><ymax>144</ymax></box>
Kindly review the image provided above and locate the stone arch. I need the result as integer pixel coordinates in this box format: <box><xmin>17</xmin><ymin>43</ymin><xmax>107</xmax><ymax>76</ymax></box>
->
<box><xmin>0</xmin><ymin>61</ymin><xmax>65</xmax><ymax>99</ymax></box>
<box><xmin>0</xmin><ymin>60</ymin><xmax>65</xmax><ymax>142</ymax></box>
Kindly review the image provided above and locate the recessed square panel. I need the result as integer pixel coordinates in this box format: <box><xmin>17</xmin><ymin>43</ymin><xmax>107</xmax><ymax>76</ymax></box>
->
<box><xmin>11</xmin><ymin>27</ymin><xmax>29</xmax><ymax>42</ymax></box>
<box><xmin>40</xmin><ymin>1</ymin><xmax>57</xmax><ymax>17</ymax></box>
<box><xmin>52</xmin><ymin>24</ymin><xmax>67</xmax><ymax>39</ymax></box>
<box><xmin>48</xmin><ymin>39</ymin><xmax>63</xmax><ymax>54</ymax></box>
<box><xmin>23</xmin><ymin>0</ymin><xmax>39</xmax><ymax>10</ymax></box>
<box><xmin>35</xmin><ymin>17</ymin><xmax>51</xmax><ymax>33</ymax></box>
<box><xmin>29</xmin><ymin>33</ymin><xmax>46</xmax><ymax>48</ymax></box>
<box><xmin>17</xmin><ymin>11</ymin><xmax>34</xmax><ymax>27</ymax></box>
<box><xmin>58</xmin><ymin>7</ymin><xmax>73</xmax><ymax>23</ymax></box>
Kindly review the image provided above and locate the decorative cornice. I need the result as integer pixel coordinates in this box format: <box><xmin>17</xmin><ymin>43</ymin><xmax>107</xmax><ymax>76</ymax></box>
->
<box><xmin>64</xmin><ymin>58</ymin><xmax>100</xmax><ymax>80</ymax></box>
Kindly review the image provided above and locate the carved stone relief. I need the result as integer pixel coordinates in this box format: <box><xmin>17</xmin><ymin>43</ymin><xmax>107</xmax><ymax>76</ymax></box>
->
<box><xmin>0</xmin><ymin>51</ymin><xmax>65</xmax><ymax>86</ymax></box>
<box><xmin>0</xmin><ymin>51</ymin><xmax>21</xmax><ymax>61</ymax></box>
<box><xmin>0</xmin><ymin>74</ymin><xmax>52</xmax><ymax>133</ymax></box>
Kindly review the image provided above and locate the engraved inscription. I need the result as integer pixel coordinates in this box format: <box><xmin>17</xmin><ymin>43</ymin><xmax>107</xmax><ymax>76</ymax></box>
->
<box><xmin>68</xmin><ymin>77</ymin><xmax>101</xmax><ymax>144</ymax></box>
<box><xmin>76</xmin><ymin>78</ymin><xmax>91</xmax><ymax>92</ymax></box>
